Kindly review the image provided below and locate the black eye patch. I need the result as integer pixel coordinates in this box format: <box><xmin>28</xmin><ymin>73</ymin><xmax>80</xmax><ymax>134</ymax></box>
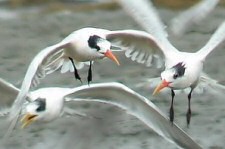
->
<box><xmin>34</xmin><ymin>98</ymin><xmax>46</xmax><ymax>112</ymax></box>
<box><xmin>88</xmin><ymin>35</ymin><xmax>101</xmax><ymax>51</ymax></box>
<box><xmin>172</xmin><ymin>62</ymin><xmax>186</xmax><ymax>79</ymax></box>
<box><xmin>173</xmin><ymin>73</ymin><xmax>179</xmax><ymax>79</ymax></box>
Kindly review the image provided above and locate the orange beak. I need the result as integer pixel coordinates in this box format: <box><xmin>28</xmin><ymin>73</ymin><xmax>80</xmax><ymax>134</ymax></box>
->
<box><xmin>153</xmin><ymin>79</ymin><xmax>170</xmax><ymax>95</ymax></box>
<box><xmin>20</xmin><ymin>113</ymin><xmax>38</xmax><ymax>128</ymax></box>
<box><xmin>104</xmin><ymin>50</ymin><xmax>120</xmax><ymax>65</ymax></box>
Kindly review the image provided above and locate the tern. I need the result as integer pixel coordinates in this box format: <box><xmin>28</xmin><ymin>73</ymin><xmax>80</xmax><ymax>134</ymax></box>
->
<box><xmin>115</xmin><ymin>0</ymin><xmax>225</xmax><ymax>126</ymax></box>
<box><xmin>8</xmin><ymin>27</ymin><xmax>164</xmax><ymax>127</ymax></box>
<box><xmin>8</xmin><ymin>0</ymin><xmax>223</xmax><ymax>130</ymax></box>
<box><xmin>0</xmin><ymin>78</ymin><xmax>202</xmax><ymax>149</ymax></box>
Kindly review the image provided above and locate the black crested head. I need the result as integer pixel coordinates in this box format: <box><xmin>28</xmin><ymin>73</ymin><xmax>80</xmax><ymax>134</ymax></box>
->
<box><xmin>88</xmin><ymin>35</ymin><xmax>101</xmax><ymax>51</ymax></box>
<box><xmin>172</xmin><ymin>62</ymin><xmax>186</xmax><ymax>79</ymax></box>
<box><xmin>34</xmin><ymin>98</ymin><xmax>46</xmax><ymax>112</ymax></box>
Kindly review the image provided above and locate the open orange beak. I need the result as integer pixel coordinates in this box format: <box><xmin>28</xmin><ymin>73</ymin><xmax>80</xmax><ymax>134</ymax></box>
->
<box><xmin>20</xmin><ymin>113</ymin><xmax>38</xmax><ymax>128</ymax></box>
<box><xmin>104</xmin><ymin>50</ymin><xmax>120</xmax><ymax>65</ymax></box>
<box><xmin>153</xmin><ymin>79</ymin><xmax>170</xmax><ymax>95</ymax></box>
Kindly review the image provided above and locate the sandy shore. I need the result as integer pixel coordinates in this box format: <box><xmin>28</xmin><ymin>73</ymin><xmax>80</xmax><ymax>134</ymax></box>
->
<box><xmin>0</xmin><ymin>2</ymin><xmax>225</xmax><ymax>149</ymax></box>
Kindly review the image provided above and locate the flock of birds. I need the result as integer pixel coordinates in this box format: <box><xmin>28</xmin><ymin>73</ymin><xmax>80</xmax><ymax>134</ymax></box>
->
<box><xmin>1</xmin><ymin>0</ymin><xmax>225</xmax><ymax>148</ymax></box>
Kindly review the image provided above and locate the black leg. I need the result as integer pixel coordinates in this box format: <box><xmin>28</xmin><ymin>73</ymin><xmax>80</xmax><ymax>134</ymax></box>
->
<box><xmin>186</xmin><ymin>88</ymin><xmax>193</xmax><ymax>127</ymax></box>
<box><xmin>69</xmin><ymin>57</ymin><xmax>82</xmax><ymax>83</ymax></box>
<box><xmin>170</xmin><ymin>89</ymin><xmax>175</xmax><ymax>123</ymax></box>
<box><xmin>87</xmin><ymin>61</ymin><xmax>92</xmax><ymax>85</ymax></box>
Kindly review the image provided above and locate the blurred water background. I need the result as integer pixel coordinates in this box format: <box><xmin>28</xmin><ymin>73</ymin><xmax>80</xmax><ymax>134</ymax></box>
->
<box><xmin>1</xmin><ymin>0</ymin><xmax>225</xmax><ymax>149</ymax></box>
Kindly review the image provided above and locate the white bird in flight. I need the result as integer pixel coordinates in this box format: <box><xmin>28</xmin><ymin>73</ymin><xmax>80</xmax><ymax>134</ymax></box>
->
<box><xmin>0</xmin><ymin>78</ymin><xmax>202</xmax><ymax>149</ymax></box>
<box><xmin>8</xmin><ymin>0</ymin><xmax>223</xmax><ymax>132</ymax></box>
<box><xmin>8</xmin><ymin>27</ymin><xmax>165</xmax><ymax>127</ymax></box>
<box><xmin>115</xmin><ymin>0</ymin><xmax>225</xmax><ymax>126</ymax></box>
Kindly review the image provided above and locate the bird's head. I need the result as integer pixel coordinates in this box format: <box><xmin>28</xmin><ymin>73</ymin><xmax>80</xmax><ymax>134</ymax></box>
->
<box><xmin>153</xmin><ymin>62</ymin><xmax>186</xmax><ymax>95</ymax></box>
<box><xmin>21</xmin><ymin>98</ymin><xmax>46</xmax><ymax>128</ymax></box>
<box><xmin>88</xmin><ymin>35</ymin><xmax>120</xmax><ymax>65</ymax></box>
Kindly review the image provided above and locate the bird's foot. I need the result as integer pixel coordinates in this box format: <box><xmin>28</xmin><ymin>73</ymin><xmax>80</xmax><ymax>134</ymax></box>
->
<box><xmin>74</xmin><ymin>71</ymin><xmax>82</xmax><ymax>84</ymax></box>
<box><xmin>186</xmin><ymin>108</ymin><xmax>191</xmax><ymax>127</ymax></box>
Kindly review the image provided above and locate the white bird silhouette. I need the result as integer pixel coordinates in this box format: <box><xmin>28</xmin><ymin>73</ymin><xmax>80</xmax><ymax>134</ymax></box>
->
<box><xmin>0</xmin><ymin>78</ymin><xmax>202</xmax><ymax>149</ymax></box>
<box><xmin>8</xmin><ymin>27</ymin><xmax>165</xmax><ymax>128</ymax></box>
<box><xmin>115</xmin><ymin>0</ymin><xmax>225</xmax><ymax>126</ymax></box>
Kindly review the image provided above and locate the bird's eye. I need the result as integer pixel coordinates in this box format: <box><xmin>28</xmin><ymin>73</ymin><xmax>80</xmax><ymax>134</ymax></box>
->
<box><xmin>173</xmin><ymin>74</ymin><xmax>178</xmax><ymax>79</ymax></box>
<box><xmin>88</xmin><ymin>35</ymin><xmax>101</xmax><ymax>51</ymax></box>
<box><xmin>96</xmin><ymin>45</ymin><xmax>101</xmax><ymax>51</ymax></box>
<box><xmin>35</xmin><ymin>98</ymin><xmax>46</xmax><ymax>112</ymax></box>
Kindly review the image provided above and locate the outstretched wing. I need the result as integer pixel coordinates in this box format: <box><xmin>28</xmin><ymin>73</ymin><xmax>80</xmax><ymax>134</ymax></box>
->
<box><xmin>0</xmin><ymin>78</ymin><xmax>19</xmax><ymax>119</ymax></box>
<box><xmin>197</xmin><ymin>72</ymin><xmax>225</xmax><ymax>95</ymax></box>
<box><xmin>64</xmin><ymin>82</ymin><xmax>202</xmax><ymax>149</ymax></box>
<box><xmin>7</xmin><ymin>40</ymin><xmax>71</xmax><ymax>138</ymax></box>
<box><xmin>196</xmin><ymin>20</ymin><xmax>225</xmax><ymax>60</ymax></box>
<box><xmin>114</xmin><ymin>0</ymin><xmax>179</xmax><ymax>63</ymax></box>
<box><xmin>106</xmin><ymin>30</ymin><xmax>164</xmax><ymax>68</ymax></box>
<box><xmin>115</xmin><ymin>0</ymin><xmax>167</xmax><ymax>39</ymax></box>
<box><xmin>0</xmin><ymin>78</ymin><xmax>19</xmax><ymax>108</ymax></box>
<box><xmin>169</xmin><ymin>0</ymin><xmax>219</xmax><ymax>36</ymax></box>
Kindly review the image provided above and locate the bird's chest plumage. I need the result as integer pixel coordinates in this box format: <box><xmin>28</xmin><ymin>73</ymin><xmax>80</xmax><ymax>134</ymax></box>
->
<box><xmin>185</xmin><ymin>60</ymin><xmax>203</xmax><ymax>86</ymax></box>
<box><xmin>64</xmin><ymin>40</ymin><xmax>102</xmax><ymax>62</ymax></box>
